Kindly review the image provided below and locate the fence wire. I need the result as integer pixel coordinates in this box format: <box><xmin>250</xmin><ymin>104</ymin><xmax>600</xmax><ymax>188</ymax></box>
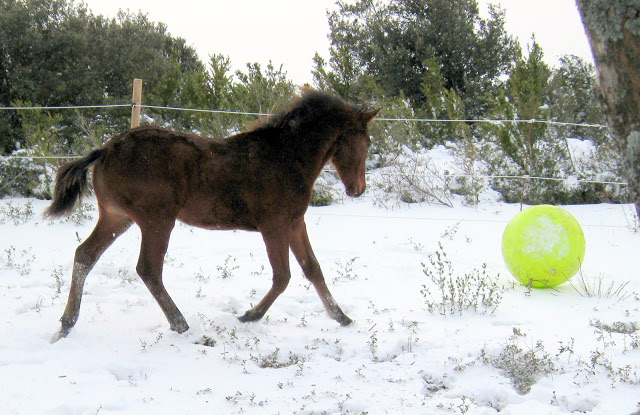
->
<box><xmin>0</xmin><ymin>102</ymin><xmax>609</xmax><ymax>128</ymax></box>
<box><xmin>0</xmin><ymin>102</ymin><xmax>622</xmax><ymax>186</ymax></box>
<box><xmin>0</xmin><ymin>104</ymin><xmax>131</xmax><ymax>110</ymax></box>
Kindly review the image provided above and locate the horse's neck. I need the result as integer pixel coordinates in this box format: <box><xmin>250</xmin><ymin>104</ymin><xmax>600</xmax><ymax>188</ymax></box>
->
<box><xmin>238</xmin><ymin>123</ymin><xmax>342</xmax><ymax>182</ymax></box>
<box><xmin>295</xmin><ymin>126</ymin><xmax>341</xmax><ymax>179</ymax></box>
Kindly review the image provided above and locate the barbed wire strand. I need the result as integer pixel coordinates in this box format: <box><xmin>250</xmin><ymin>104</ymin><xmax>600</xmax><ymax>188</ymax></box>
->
<box><xmin>1</xmin><ymin>155</ymin><xmax>80</xmax><ymax>160</ymax></box>
<box><xmin>0</xmin><ymin>104</ymin><xmax>131</xmax><ymax>110</ymax></box>
<box><xmin>0</xmin><ymin>103</ymin><xmax>622</xmax><ymax>186</ymax></box>
<box><xmin>140</xmin><ymin>104</ymin><xmax>269</xmax><ymax>117</ymax></box>
<box><xmin>0</xmin><ymin>154</ymin><xmax>629</xmax><ymax>187</ymax></box>
<box><xmin>0</xmin><ymin>196</ymin><xmax>630</xmax><ymax>229</ymax></box>
<box><xmin>143</xmin><ymin>105</ymin><xmax>610</xmax><ymax>128</ymax></box>
<box><xmin>370</xmin><ymin>172</ymin><xmax>628</xmax><ymax>186</ymax></box>
<box><xmin>305</xmin><ymin>212</ymin><xmax>632</xmax><ymax>229</ymax></box>
<box><xmin>375</xmin><ymin>117</ymin><xmax>608</xmax><ymax>128</ymax></box>
<box><xmin>0</xmin><ymin>103</ymin><xmax>609</xmax><ymax>128</ymax></box>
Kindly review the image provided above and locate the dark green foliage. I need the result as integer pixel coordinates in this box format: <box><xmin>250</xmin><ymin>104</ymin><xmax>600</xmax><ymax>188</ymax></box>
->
<box><xmin>314</xmin><ymin>0</ymin><xmax>519</xmax><ymax>118</ymax></box>
<box><xmin>0</xmin><ymin>156</ymin><xmax>45</xmax><ymax>198</ymax></box>
<box><xmin>233</xmin><ymin>62</ymin><xmax>295</xmax><ymax>115</ymax></box>
<box><xmin>0</xmin><ymin>0</ymin><xmax>625</xmax><ymax>207</ymax></box>
<box><xmin>547</xmin><ymin>55</ymin><xmax>608</xmax><ymax>143</ymax></box>
<box><xmin>146</xmin><ymin>57</ymin><xmax>295</xmax><ymax>138</ymax></box>
<box><xmin>310</xmin><ymin>187</ymin><xmax>335</xmax><ymax>207</ymax></box>
<box><xmin>479</xmin><ymin>41</ymin><xmax>624</xmax><ymax>205</ymax></box>
<box><xmin>0</xmin><ymin>0</ymin><xmax>297</xmax><ymax>199</ymax></box>
<box><xmin>148</xmin><ymin>55</ymin><xmax>295</xmax><ymax>131</ymax></box>
<box><xmin>481</xmin><ymin>40</ymin><xmax>571</xmax><ymax>204</ymax></box>
<box><xmin>484</xmin><ymin>42</ymin><xmax>553</xmax><ymax>163</ymax></box>
<box><xmin>0</xmin><ymin>0</ymin><xmax>201</xmax><ymax>153</ymax></box>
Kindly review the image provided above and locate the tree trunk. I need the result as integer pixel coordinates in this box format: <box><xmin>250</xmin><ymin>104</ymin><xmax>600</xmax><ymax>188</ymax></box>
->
<box><xmin>575</xmin><ymin>0</ymin><xmax>640</xmax><ymax>222</ymax></box>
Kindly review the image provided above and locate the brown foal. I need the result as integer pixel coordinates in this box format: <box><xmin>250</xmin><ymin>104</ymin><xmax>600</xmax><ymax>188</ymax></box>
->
<box><xmin>45</xmin><ymin>90</ymin><xmax>379</xmax><ymax>340</ymax></box>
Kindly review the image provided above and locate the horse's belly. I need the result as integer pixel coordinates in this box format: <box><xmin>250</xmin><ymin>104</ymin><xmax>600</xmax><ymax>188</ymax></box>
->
<box><xmin>177</xmin><ymin>204</ymin><xmax>258</xmax><ymax>232</ymax></box>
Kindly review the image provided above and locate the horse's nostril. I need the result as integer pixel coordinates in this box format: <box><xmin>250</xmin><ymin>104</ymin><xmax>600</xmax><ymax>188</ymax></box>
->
<box><xmin>348</xmin><ymin>183</ymin><xmax>365</xmax><ymax>197</ymax></box>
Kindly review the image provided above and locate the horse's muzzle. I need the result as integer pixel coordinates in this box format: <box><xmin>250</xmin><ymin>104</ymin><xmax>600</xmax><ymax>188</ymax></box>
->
<box><xmin>346</xmin><ymin>183</ymin><xmax>366</xmax><ymax>197</ymax></box>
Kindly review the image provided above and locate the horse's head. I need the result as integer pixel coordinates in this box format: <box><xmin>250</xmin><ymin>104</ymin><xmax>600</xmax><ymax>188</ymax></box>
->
<box><xmin>331</xmin><ymin>108</ymin><xmax>380</xmax><ymax>197</ymax></box>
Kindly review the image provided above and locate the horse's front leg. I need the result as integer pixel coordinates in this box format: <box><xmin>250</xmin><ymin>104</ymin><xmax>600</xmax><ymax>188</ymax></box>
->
<box><xmin>238</xmin><ymin>227</ymin><xmax>291</xmax><ymax>323</ymax></box>
<box><xmin>289</xmin><ymin>218</ymin><xmax>353</xmax><ymax>326</ymax></box>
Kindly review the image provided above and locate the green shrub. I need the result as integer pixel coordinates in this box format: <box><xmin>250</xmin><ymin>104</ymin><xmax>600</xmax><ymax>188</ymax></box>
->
<box><xmin>310</xmin><ymin>186</ymin><xmax>335</xmax><ymax>207</ymax></box>
<box><xmin>310</xmin><ymin>176</ymin><xmax>339</xmax><ymax>207</ymax></box>
<box><xmin>0</xmin><ymin>154</ymin><xmax>46</xmax><ymax>198</ymax></box>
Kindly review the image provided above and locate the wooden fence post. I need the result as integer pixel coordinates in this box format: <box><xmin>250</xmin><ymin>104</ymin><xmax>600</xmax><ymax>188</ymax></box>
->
<box><xmin>131</xmin><ymin>78</ymin><xmax>143</xmax><ymax>128</ymax></box>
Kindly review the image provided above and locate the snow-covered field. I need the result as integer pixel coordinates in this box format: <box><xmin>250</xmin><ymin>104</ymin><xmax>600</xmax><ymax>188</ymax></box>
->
<box><xmin>1</xmin><ymin>196</ymin><xmax>639</xmax><ymax>415</ymax></box>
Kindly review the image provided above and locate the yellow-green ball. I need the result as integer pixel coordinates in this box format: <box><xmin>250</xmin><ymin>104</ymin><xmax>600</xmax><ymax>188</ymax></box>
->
<box><xmin>502</xmin><ymin>205</ymin><xmax>586</xmax><ymax>288</ymax></box>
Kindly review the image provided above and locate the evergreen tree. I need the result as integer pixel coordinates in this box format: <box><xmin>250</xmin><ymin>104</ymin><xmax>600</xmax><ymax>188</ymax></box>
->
<box><xmin>0</xmin><ymin>0</ymin><xmax>200</xmax><ymax>153</ymax></box>
<box><xmin>314</xmin><ymin>0</ymin><xmax>519</xmax><ymax>119</ymax></box>
<box><xmin>232</xmin><ymin>62</ymin><xmax>295</xmax><ymax>115</ymax></box>
<box><xmin>482</xmin><ymin>40</ymin><xmax>574</xmax><ymax>204</ymax></box>
<box><xmin>547</xmin><ymin>54</ymin><xmax>607</xmax><ymax>143</ymax></box>
<box><xmin>148</xmin><ymin>57</ymin><xmax>295</xmax><ymax>138</ymax></box>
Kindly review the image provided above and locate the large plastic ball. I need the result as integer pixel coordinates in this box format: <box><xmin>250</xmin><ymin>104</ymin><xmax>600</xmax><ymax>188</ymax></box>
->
<box><xmin>502</xmin><ymin>205</ymin><xmax>586</xmax><ymax>288</ymax></box>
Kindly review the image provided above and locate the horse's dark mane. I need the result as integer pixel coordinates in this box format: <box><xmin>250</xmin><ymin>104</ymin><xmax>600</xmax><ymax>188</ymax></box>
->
<box><xmin>248</xmin><ymin>89</ymin><xmax>360</xmax><ymax>133</ymax></box>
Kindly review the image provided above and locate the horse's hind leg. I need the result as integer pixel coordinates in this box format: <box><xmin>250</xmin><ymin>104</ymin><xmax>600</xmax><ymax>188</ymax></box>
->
<box><xmin>53</xmin><ymin>210</ymin><xmax>133</xmax><ymax>341</ymax></box>
<box><xmin>136</xmin><ymin>221</ymin><xmax>189</xmax><ymax>333</ymax></box>
<box><xmin>289</xmin><ymin>219</ymin><xmax>353</xmax><ymax>326</ymax></box>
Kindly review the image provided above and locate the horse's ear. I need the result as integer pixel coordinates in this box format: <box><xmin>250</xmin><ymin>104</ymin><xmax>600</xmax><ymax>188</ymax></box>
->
<box><xmin>362</xmin><ymin>108</ymin><xmax>381</xmax><ymax>124</ymax></box>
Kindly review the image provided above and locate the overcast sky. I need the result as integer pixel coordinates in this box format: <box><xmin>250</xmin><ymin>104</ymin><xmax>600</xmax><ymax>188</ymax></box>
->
<box><xmin>81</xmin><ymin>0</ymin><xmax>594</xmax><ymax>85</ymax></box>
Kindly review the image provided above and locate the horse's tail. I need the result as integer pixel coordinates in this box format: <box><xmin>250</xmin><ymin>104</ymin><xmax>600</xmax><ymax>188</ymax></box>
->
<box><xmin>43</xmin><ymin>148</ymin><xmax>106</xmax><ymax>219</ymax></box>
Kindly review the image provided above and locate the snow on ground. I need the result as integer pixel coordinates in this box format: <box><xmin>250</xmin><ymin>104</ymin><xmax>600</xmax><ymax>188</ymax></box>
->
<box><xmin>1</xmin><ymin>196</ymin><xmax>639</xmax><ymax>415</ymax></box>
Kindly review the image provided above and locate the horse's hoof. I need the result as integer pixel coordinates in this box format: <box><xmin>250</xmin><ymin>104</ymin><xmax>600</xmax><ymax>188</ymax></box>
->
<box><xmin>50</xmin><ymin>327</ymin><xmax>71</xmax><ymax>343</ymax></box>
<box><xmin>170</xmin><ymin>323</ymin><xmax>189</xmax><ymax>334</ymax></box>
<box><xmin>338</xmin><ymin>315</ymin><xmax>353</xmax><ymax>327</ymax></box>
<box><xmin>237</xmin><ymin>313</ymin><xmax>252</xmax><ymax>323</ymax></box>
<box><xmin>169</xmin><ymin>316</ymin><xmax>189</xmax><ymax>333</ymax></box>
<box><xmin>238</xmin><ymin>311</ymin><xmax>261</xmax><ymax>323</ymax></box>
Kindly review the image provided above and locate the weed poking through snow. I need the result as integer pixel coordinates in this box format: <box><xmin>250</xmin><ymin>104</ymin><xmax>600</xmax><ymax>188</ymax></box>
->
<box><xmin>421</xmin><ymin>242</ymin><xmax>503</xmax><ymax>316</ymax></box>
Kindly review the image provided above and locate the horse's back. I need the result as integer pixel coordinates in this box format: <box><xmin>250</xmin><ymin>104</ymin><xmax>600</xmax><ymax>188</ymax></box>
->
<box><xmin>93</xmin><ymin>126</ymin><xmax>264</xmax><ymax>229</ymax></box>
<box><xmin>92</xmin><ymin>125</ymin><xmax>311</xmax><ymax>231</ymax></box>
<box><xmin>94</xmin><ymin>126</ymin><xmax>213</xmax><ymax>218</ymax></box>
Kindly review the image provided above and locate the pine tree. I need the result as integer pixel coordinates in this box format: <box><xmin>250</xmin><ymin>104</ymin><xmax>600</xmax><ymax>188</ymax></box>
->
<box><xmin>482</xmin><ymin>40</ymin><xmax>574</xmax><ymax>204</ymax></box>
<box><xmin>314</xmin><ymin>0</ymin><xmax>519</xmax><ymax>119</ymax></box>
<box><xmin>547</xmin><ymin>55</ymin><xmax>607</xmax><ymax>143</ymax></box>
